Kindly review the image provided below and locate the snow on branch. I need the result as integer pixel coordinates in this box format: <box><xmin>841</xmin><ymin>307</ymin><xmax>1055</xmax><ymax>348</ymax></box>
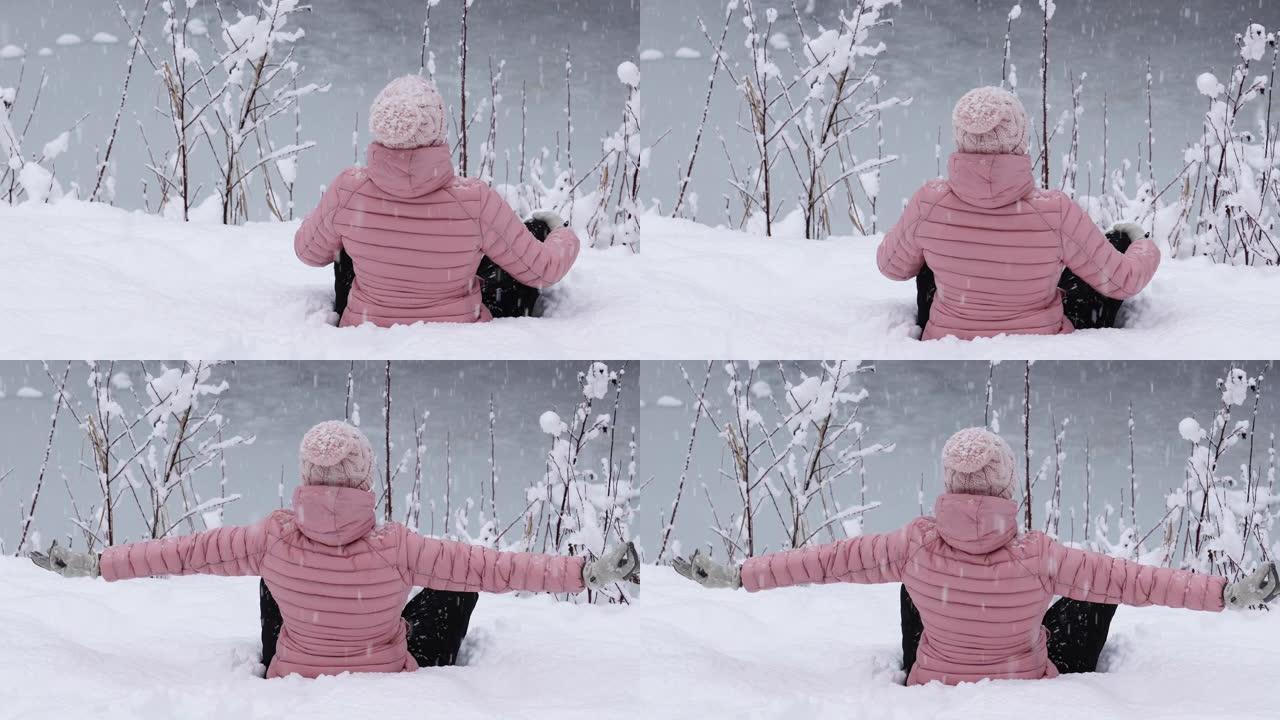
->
<box><xmin>668</xmin><ymin>0</ymin><xmax>910</xmax><ymax>238</ymax></box>
<box><xmin>10</xmin><ymin>361</ymin><xmax>253</xmax><ymax>554</ymax></box>
<box><xmin>669</xmin><ymin>360</ymin><xmax>894</xmax><ymax>561</ymax></box>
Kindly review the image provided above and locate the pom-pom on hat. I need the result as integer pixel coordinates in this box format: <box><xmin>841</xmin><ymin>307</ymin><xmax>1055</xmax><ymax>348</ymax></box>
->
<box><xmin>952</xmin><ymin>86</ymin><xmax>1029</xmax><ymax>156</ymax></box>
<box><xmin>369</xmin><ymin>75</ymin><xmax>446</xmax><ymax>149</ymax></box>
<box><xmin>942</xmin><ymin>427</ymin><xmax>1017</xmax><ymax>500</ymax></box>
<box><xmin>300</xmin><ymin>421</ymin><xmax>374</xmax><ymax>491</ymax></box>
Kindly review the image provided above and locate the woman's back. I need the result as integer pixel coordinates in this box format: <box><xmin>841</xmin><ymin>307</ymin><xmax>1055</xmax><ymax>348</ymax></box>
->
<box><xmin>294</xmin><ymin>75</ymin><xmax>580</xmax><ymax>328</ymax></box>
<box><xmin>909</xmin><ymin>154</ymin><xmax>1070</xmax><ymax>339</ymax></box>
<box><xmin>900</xmin><ymin>494</ymin><xmax>1057</xmax><ymax>684</ymax></box>
<box><xmin>877</xmin><ymin>86</ymin><xmax>1161</xmax><ymax>342</ymax></box>
<box><xmin>298</xmin><ymin>143</ymin><xmax>579</xmax><ymax>327</ymax></box>
<box><xmin>258</xmin><ymin>486</ymin><xmax>415</xmax><ymax>678</ymax></box>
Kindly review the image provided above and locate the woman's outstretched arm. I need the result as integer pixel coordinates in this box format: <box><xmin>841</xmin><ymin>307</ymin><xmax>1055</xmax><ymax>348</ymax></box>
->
<box><xmin>477</xmin><ymin>188</ymin><xmax>580</xmax><ymax>289</ymax></box>
<box><xmin>100</xmin><ymin>520</ymin><xmax>271</xmax><ymax>581</ymax></box>
<box><xmin>740</xmin><ymin>524</ymin><xmax>914</xmax><ymax>592</ymax></box>
<box><xmin>400</xmin><ymin>529</ymin><xmax>587</xmax><ymax>594</ymax></box>
<box><xmin>1057</xmin><ymin>196</ymin><xmax>1161</xmax><ymax>299</ymax></box>
<box><xmin>294</xmin><ymin>170</ymin><xmax>360</xmax><ymax>268</ymax></box>
<box><xmin>1039</xmin><ymin>535</ymin><xmax>1225</xmax><ymax>611</ymax></box>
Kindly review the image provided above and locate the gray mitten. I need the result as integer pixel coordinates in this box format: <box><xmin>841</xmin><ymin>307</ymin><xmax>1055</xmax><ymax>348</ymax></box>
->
<box><xmin>29</xmin><ymin>541</ymin><xmax>100</xmax><ymax>578</ymax></box>
<box><xmin>672</xmin><ymin>549</ymin><xmax>741</xmax><ymax>589</ymax></box>
<box><xmin>1224</xmin><ymin>562</ymin><xmax>1280</xmax><ymax>609</ymax></box>
<box><xmin>583</xmin><ymin>541</ymin><xmax>640</xmax><ymax>589</ymax></box>
<box><xmin>530</xmin><ymin>210</ymin><xmax>567</xmax><ymax>229</ymax></box>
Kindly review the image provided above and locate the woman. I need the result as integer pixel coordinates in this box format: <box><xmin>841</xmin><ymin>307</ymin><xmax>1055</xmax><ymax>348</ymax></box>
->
<box><xmin>877</xmin><ymin>86</ymin><xmax>1161</xmax><ymax>341</ymax></box>
<box><xmin>295</xmin><ymin>75</ymin><xmax>580</xmax><ymax>327</ymax></box>
<box><xmin>675</xmin><ymin>427</ymin><xmax>1276</xmax><ymax>686</ymax></box>
<box><xmin>33</xmin><ymin>421</ymin><xmax>639</xmax><ymax>679</ymax></box>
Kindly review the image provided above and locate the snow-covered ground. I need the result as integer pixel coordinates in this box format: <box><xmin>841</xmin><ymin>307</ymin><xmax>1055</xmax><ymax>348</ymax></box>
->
<box><xmin>0</xmin><ymin>556</ymin><xmax>641</xmax><ymax>720</ymax></box>
<box><xmin>4</xmin><ymin>203</ymin><xmax>1278</xmax><ymax>359</ymax></box>
<box><xmin>642</xmin><ymin>216</ymin><xmax>1280</xmax><ymax>360</ymax></box>
<box><xmin>1</xmin><ymin>202</ymin><xmax>645</xmax><ymax>360</ymax></box>
<box><xmin>4</xmin><ymin>558</ymin><xmax>1276</xmax><ymax>720</ymax></box>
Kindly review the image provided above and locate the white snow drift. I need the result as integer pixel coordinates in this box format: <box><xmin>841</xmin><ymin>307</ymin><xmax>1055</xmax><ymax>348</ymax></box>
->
<box><xmin>2</xmin><ymin>559</ymin><xmax>1275</xmax><ymax>720</ymax></box>
<box><xmin>1</xmin><ymin>202</ymin><xmax>1277</xmax><ymax>359</ymax></box>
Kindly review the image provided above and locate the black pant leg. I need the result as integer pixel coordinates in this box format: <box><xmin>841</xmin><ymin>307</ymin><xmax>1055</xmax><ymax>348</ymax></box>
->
<box><xmin>259</xmin><ymin>579</ymin><xmax>284</xmax><ymax>672</ymax></box>
<box><xmin>1058</xmin><ymin>228</ymin><xmax>1132</xmax><ymax>330</ymax></box>
<box><xmin>402</xmin><ymin>589</ymin><xmax>479</xmax><ymax>667</ymax></box>
<box><xmin>900</xmin><ymin>585</ymin><xmax>925</xmax><ymax>676</ymax></box>
<box><xmin>478</xmin><ymin>220</ymin><xmax>547</xmax><ymax>318</ymax></box>
<box><xmin>1059</xmin><ymin>270</ymin><xmax>1124</xmax><ymax>330</ymax></box>
<box><xmin>1043</xmin><ymin>598</ymin><xmax>1118</xmax><ymax>674</ymax></box>
<box><xmin>915</xmin><ymin>263</ymin><xmax>937</xmax><ymax>330</ymax></box>
<box><xmin>333</xmin><ymin>249</ymin><xmax>355</xmax><ymax>317</ymax></box>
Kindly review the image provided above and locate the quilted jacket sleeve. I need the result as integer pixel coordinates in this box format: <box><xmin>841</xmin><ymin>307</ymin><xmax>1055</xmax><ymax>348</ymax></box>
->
<box><xmin>401</xmin><ymin>529</ymin><xmax>586</xmax><ymax>594</ymax></box>
<box><xmin>294</xmin><ymin>170</ymin><xmax>358</xmax><ymax>267</ymax></box>
<box><xmin>740</xmin><ymin>524</ymin><xmax>914</xmax><ymax>592</ymax></box>
<box><xmin>477</xmin><ymin>187</ymin><xmax>580</xmax><ymax>288</ymax></box>
<box><xmin>100</xmin><ymin>520</ymin><xmax>271</xmax><ymax>581</ymax></box>
<box><xmin>876</xmin><ymin>186</ymin><xmax>935</xmax><ymax>281</ymax></box>
<box><xmin>1057</xmin><ymin>194</ymin><xmax>1161</xmax><ymax>299</ymax></box>
<box><xmin>1040</xmin><ymin>536</ymin><xmax>1225</xmax><ymax>611</ymax></box>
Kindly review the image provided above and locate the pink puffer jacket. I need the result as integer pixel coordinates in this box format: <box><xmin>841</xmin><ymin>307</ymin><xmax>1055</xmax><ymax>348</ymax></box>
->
<box><xmin>100</xmin><ymin>485</ymin><xmax>586</xmax><ymax>679</ymax></box>
<box><xmin>741</xmin><ymin>493</ymin><xmax>1225</xmax><ymax>686</ymax></box>
<box><xmin>877</xmin><ymin>153</ymin><xmax>1161</xmax><ymax>341</ymax></box>
<box><xmin>295</xmin><ymin>143</ymin><xmax>580</xmax><ymax>327</ymax></box>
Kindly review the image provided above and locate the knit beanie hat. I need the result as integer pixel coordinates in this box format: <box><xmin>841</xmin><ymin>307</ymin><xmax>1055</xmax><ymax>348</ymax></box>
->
<box><xmin>299</xmin><ymin>421</ymin><xmax>374</xmax><ymax>491</ymax></box>
<box><xmin>369</xmin><ymin>75</ymin><xmax>446</xmax><ymax>149</ymax></box>
<box><xmin>942</xmin><ymin>427</ymin><xmax>1017</xmax><ymax>500</ymax></box>
<box><xmin>952</xmin><ymin>86</ymin><xmax>1029</xmax><ymax>156</ymax></box>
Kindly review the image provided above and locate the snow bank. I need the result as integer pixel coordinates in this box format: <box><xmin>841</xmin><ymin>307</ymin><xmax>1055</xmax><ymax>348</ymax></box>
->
<box><xmin>631</xmin><ymin>566</ymin><xmax>1277</xmax><ymax>719</ymax></box>
<box><xmin>0</xmin><ymin>201</ymin><xmax>646</xmax><ymax>360</ymax></box>
<box><xmin>4</xmin><ymin>558</ymin><xmax>1275</xmax><ymax>720</ymax></box>
<box><xmin>0</xmin><ymin>557</ymin><xmax>637</xmax><ymax>720</ymax></box>
<box><xmin>639</xmin><ymin>216</ymin><xmax>1280</xmax><ymax>359</ymax></box>
<box><xmin>2</xmin><ymin>203</ymin><xmax>1277</xmax><ymax>359</ymax></box>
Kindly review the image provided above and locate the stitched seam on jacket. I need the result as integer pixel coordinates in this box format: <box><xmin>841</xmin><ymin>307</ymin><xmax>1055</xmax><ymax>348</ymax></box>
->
<box><xmin>178</xmin><ymin>524</ymin><xmax>278</xmax><ymax>575</ymax></box>
<box><xmin>319</xmin><ymin>173</ymin><xmax>368</xmax><ymax>250</ymax></box>
<box><xmin>892</xmin><ymin>188</ymin><xmax>947</xmax><ymax>273</ymax></box>
<box><xmin>441</xmin><ymin>185</ymin><xmax>486</xmax><ymax>263</ymax></box>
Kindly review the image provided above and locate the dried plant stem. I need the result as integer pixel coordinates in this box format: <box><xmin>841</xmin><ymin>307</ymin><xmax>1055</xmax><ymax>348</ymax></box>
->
<box><xmin>94</xmin><ymin>0</ymin><xmax>152</xmax><ymax>202</ymax></box>
<box><xmin>382</xmin><ymin>361</ymin><xmax>393</xmax><ymax>523</ymax></box>
<box><xmin>1039</xmin><ymin>2</ymin><xmax>1050</xmax><ymax>188</ymax></box>
<box><xmin>1022</xmin><ymin>361</ymin><xmax>1033</xmax><ymax>532</ymax></box>
<box><xmin>16</xmin><ymin>362</ymin><xmax>72</xmax><ymax>554</ymax></box>
<box><xmin>658</xmin><ymin>362</ymin><xmax>714</xmax><ymax>561</ymax></box>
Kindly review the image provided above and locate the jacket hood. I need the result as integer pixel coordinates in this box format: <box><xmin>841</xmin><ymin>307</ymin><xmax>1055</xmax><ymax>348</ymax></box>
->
<box><xmin>933</xmin><ymin>493</ymin><xmax>1019</xmax><ymax>555</ymax></box>
<box><xmin>292</xmin><ymin>485</ymin><xmax>377</xmax><ymax>546</ymax></box>
<box><xmin>365</xmin><ymin>142</ymin><xmax>455</xmax><ymax>198</ymax></box>
<box><xmin>947</xmin><ymin>152</ymin><xmax>1035</xmax><ymax>209</ymax></box>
